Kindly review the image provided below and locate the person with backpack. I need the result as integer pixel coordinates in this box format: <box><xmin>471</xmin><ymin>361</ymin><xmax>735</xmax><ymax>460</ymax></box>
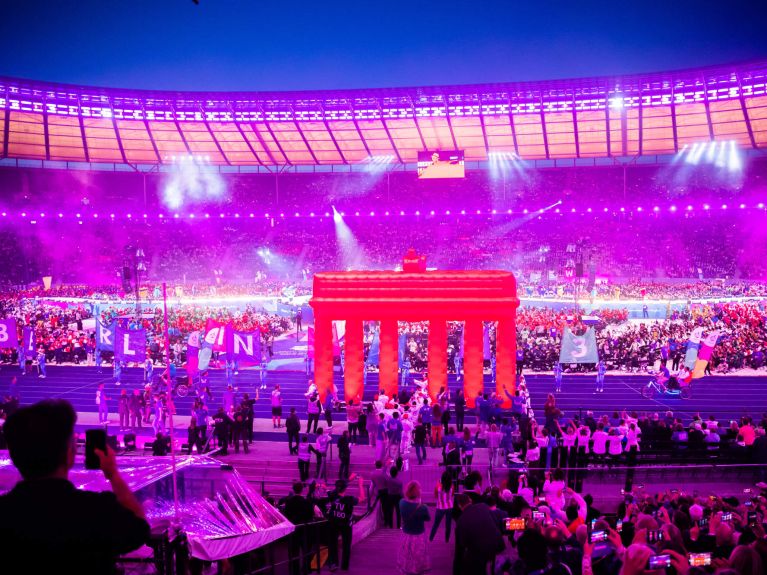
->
<box><xmin>319</xmin><ymin>476</ymin><xmax>366</xmax><ymax>571</ymax></box>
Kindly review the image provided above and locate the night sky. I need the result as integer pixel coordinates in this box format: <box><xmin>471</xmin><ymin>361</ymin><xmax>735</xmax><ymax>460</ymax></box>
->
<box><xmin>2</xmin><ymin>0</ymin><xmax>766</xmax><ymax>92</ymax></box>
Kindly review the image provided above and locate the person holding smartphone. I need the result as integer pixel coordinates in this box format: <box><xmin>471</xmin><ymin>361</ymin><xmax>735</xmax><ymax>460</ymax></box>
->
<box><xmin>0</xmin><ymin>399</ymin><xmax>149</xmax><ymax>574</ymax></box>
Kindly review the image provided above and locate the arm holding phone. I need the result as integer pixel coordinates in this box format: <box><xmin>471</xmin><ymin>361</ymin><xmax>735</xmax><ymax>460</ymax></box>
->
<box><xmin>96</xmin><ymin>447</ymin><xmax>146</xmax><ymax>520</ymax></box>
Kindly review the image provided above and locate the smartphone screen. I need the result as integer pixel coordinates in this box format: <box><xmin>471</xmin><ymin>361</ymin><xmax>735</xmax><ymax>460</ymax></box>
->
<box><xmin>648</xmin><ymin>554</ymin><xmax>671</xmax><ymax>569</ymax></box>
<box><xmin>532</xmin><ymin>511</ymin><xmax>545</xmax><ymax>522</ymax></box>
<box><xmin>590</xmin><ymin>530</ymin><xmax>607</xmax><ymax>543</ymax></box>
<box><xmin>722</xmin><ymin>512</ymin><xmax>733</xmax><ymax>522</ymax></box>
<box><xmin>85</xmin><ymin>429</ymin><xmax>107</xmax><ymax>470</ymax></box>
<box><xmin>689</xmin><ymin>552</ymin><xmax>712</xmax><ymax>567</ymax></box>
<box><xmin>616</xmin><ymin>519</ymin><xmax>623</xmax><ymax>532</ymax></box>
<box><xmin>697</xmin><ymin>518</ymin><xmax>709</xmax><ymax>528</ymax></box>
<box><xmin>647</xmin><ymin>530</ymin><xmax>664</xmax><ymax>544</ymax></box>
<box><xmin>505</xmin><ymin>517</ymin><xmax>526</xmax><ymax>531</ymax></box>
<box><xmin>748</xmin><ymin>511</ymin><xmax>757</xmax><ymax>524</ymax></box>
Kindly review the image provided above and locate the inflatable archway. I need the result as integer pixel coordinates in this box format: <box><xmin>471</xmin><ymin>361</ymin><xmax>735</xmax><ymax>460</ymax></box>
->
<box><xmin>309</xmin><ymin>269</ymin><xmax>519</xmax><ymax>408</ymax></box>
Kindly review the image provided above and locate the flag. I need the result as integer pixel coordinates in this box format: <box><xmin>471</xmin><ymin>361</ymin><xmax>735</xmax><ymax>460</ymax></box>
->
<box><xmin>114</xmin><ymin>326</ymin><xmax>147</xmax><ymax>362</ymax></box>
<box><xmin>96</xmin><ymin>320</ymin><xmax>116</xmax><ymax>351</ymax></box>
<box><xmin>204</xmin><ymin>319</ymin><xmax>227</xmax><ymax>352</ymax></box>
<box><xmin>683</xmin><ymin>327</ymin><xmax>705</xmax><ymax>369</ymax></box>
<box><xmin>225</xmin><ymin>326</ymin><xmax>262</xmax><ymax>363</ymax></box>
<box><xmin>366</xmin><ymin>330</ymin><xmax>380</xmax><ymax>365</ymax></box>
<box><xmin>22</xmin><ymin>326</ymin><xmax>36</xmax><ymax>358</ymax></box>
<box><xmin>559</xmin><ymin>327</ymin><xmax>599</xmax><ymax>364</ymax></box>
<box><xmin>0</xmin><ymin>318</ymin><xmax>19</xmax><ymax>349</ymax></box>
<box><xmin>307</xmin><ymin>326</ymin><xmax>315</xmax><ymax>359</ymax></box>
<box><xmin>692</xmin><ymin>331</ymin><xmax>720</xmax><ymax>379</ymax></box>
<box><xmin>187</xmin><ymin>331</ymin><xmax>200</xmax><ymax>378</ymax></box>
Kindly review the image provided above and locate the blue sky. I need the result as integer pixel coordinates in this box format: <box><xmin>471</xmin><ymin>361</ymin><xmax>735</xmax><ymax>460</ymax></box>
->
<box><xmin>2</xmin><ymin>0</ymin><xmax>766</xmax><ymax>91</ymax></box>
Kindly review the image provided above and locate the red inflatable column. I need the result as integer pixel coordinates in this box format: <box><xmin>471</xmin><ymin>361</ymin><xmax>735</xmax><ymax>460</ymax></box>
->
<box><xmin>496</xmin><ymin>318</ymin><xmax>516</xmax><ymax>407</ymax></box>
<box><xmin>427</xmin><ymin>319</ymin><xmax>447</xmax><ymax>402</ymax></box>
<box><xmin>344</xmin><ymin>318</ymin><xmax>364</xmax><ymax>403</ymax></box>
<box><xmin>314</xmin><ymin>314</ymin><xmax>334</xmax><ymax>402</ymax></box>
<box><xmin>379</xmin><ymin>319</ymin><xmax>399</xmax><ymax>399</ymax></box>
<box><xmin>463</xmin><ymin>319</ymin><xmax>484</xmax><ymax>408</ymax></box>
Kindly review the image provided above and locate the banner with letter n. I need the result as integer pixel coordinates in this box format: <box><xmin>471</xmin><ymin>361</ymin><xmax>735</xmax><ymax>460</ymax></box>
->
<box><xmin>225</xmin><ymin>326</ymin><xmax>262</xmax><ymax>363</ymax></box>
<box><xmin>23</xmin><ymin>326</ymin><xmax>36</xmax><ymax>358</ymax></box>
<box><xmin>114</xmin><ymin>326</ymin><xmax>147</xmax><ymax>362</ymax></box>
<box><xmin>96</xmin><ymin>320</ymin><xmax>116</xmax><ymax>351</ymax></box>
<box><xmin>559</xmin><ymin>327</ymin><xmax>599</xmax><ymax>364</ymax></box>
<box><xmin>0</xmin><ymin>318</ymin><xmax>19</xmax><ymax>348</ymax></box>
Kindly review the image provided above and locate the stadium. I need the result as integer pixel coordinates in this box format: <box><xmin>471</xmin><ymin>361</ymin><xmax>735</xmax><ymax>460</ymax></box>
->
<box><xmin>1</xmin><ymin>5</ymin><xmax>767</xmax><ymax>575</ymax></box>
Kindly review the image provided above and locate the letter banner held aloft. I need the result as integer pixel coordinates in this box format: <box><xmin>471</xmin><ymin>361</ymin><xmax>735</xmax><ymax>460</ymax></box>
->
<box><xmin>559</xmin><ymin>327</ymin><xmax>599</xmax><ymax>364</ymax></box>
<box><xmin>187</xmin><ymin>331</ymin><xmax>200</xmax><ymax>378</ymax></box>
<box><xmin>204</xmin><ymin>318</ymin><xmax>228</xmax><ymax>352</ymax></box>
<box><xmin>683</xmin><ymin>326</ymin><xmax>705</xmax><ymax>369</ymax></box>
<box><xmin>114</xmin><ymin>326</ymin><xmax>147</xmax><ymax>362</ymax></box>
<box><xmin>96</xmin><ymin>320</ymin><xmax>116</xmax><ymax>351</ymax></box>
<box><xmin>0</xmin><ymin>318</ymin><xmax>18</xmax><ymax>348</ymax></box>
<box><xmin>225</xmin><ymin>326</ymin><xmax>262</xmax><ymax>364</ymax></box>
<box><xmin>692</xmin><ymin>330</ymin><xmax>721</xmax><ymax>380</ymax></box>
<box><xmin>23</xmin><ymin>326</ymin><xmax>36</xmax><ymax>358</ymax></box>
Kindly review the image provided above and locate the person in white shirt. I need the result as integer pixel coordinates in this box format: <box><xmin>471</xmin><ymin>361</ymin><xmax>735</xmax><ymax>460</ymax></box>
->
<box><xmin>607</xmin><ymin>429</ymin><xmax>623</xmax><ymax>463</ymax></box>
<box><xmin>591</xmin><ymin>423</ymin><xmax>608</xmax><ymax>463</ymax></box>
<box><xmin>542</xmin><ymin>469</ymin><xmax>567</xmax><ymax>512</ymax></box>
<box><xmin>400</xmin><ymin>411</ymin><xmax>414</xmax><ymax>458</ymax></box>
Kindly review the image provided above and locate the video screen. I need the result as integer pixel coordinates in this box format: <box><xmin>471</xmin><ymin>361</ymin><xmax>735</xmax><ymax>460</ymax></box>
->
<box><xmin>417</xmin><ymin>150</ymin><xmax>465</xmax><ymax>179</ymax></box>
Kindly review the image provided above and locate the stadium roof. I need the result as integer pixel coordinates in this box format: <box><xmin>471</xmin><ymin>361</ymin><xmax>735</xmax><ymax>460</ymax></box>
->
<box><xmin>1</xmin><ymin>61</ymin><xmax>766</xmax><ymax>167</ymax></box>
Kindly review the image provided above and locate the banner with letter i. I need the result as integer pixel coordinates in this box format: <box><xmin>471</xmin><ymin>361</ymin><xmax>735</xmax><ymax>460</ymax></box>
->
<box><xmin>23</xmin><ymin>326</ymin><xmax>36</xmax><ymax>358</ymax></box>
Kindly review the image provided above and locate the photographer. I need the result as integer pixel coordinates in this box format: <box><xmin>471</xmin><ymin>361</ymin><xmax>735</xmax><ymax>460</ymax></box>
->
<box><xmin>0</xmin><ymin>400</ymin><xmax>150</xmax><ymax>574</ymax></box>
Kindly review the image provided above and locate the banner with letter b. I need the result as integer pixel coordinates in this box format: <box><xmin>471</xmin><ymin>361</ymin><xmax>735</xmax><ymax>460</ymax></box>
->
<box><xmin>0</xmin><ymin>318</ymin><xmax>19</xmax><ymax>348</ymax></box>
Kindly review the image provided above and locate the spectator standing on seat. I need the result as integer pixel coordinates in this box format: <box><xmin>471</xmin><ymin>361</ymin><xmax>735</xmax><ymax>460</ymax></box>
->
<box><xmin>0</xmin><ymin>400</ymin><xmax>150</xmax><ymax>573</ymax></box>
<box><xmin>397</xmin><ymin>480</ymin><xmax>431</xmax><ymax>575</ymax></box>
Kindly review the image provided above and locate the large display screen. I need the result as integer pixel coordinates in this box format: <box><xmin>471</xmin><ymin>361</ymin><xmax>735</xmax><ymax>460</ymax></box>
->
<box><xmin>417</xmin><ymin>150</ymin><xmax>465</xmax><ymax>179</ymax></box>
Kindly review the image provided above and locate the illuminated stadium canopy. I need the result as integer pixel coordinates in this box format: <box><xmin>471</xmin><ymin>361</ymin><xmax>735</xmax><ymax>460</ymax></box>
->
<box><xmin>1</xmin><ymin>61</ymin><xmax>766</xmax><ymax>167</ymax></box>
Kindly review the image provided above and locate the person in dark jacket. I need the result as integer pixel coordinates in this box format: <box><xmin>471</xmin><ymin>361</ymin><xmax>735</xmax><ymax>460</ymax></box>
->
<box><xmin>286</xmin><ymin>407</ymin><xmax>301</xmax><ymax>455</ymax></box>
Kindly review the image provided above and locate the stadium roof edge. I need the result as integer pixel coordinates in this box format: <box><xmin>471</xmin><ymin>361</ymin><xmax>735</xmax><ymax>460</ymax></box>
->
<box><xmin>2</xmin><ymin>59</ymin><xmax>767</xmax><ymax>100</ymax></box>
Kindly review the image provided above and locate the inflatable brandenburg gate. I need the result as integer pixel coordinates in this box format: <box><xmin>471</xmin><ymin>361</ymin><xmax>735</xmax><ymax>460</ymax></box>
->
<box><xmin>309</xmin><ymin>259</ymin><xmax>519</xmax><ymax>408</ymax></box>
